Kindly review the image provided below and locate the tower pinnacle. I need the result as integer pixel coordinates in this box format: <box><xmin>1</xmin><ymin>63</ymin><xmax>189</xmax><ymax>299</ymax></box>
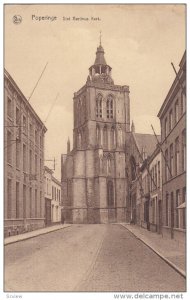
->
<box><xmin>100</xmin><ymin>30</ymin><xmax>102</xmax><ymax>46</ymax></box>
<box><xmin>67</xmin><ymin>137</ymin><xmax>70</xmax><ymax>154</ymax></box>
<box><xmin>131</xmin><ymin>121</ymin><xmax>135</xmax><ymax>133</ymax></box>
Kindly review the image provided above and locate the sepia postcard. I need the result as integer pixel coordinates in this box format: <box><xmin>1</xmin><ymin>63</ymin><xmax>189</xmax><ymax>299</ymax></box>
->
<box><xmin>3</xmin><ymin>3</ymin><xmax>187</xmax><ymax>299</ymax></box>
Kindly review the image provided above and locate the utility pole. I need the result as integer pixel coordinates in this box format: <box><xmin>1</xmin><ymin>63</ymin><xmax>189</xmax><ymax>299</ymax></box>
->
<box><xmin>151</xmin><ymin>124</ymin><xmax>173</xmax><ymax>178</ymax></box>
<box><xmin>171</xmin><ymin>62</ymin><xmax>185</xmax><ymax>95</ymax></box>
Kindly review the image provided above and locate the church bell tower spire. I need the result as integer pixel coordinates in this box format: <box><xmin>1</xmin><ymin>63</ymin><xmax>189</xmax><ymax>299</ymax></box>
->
<box><xmin>87</xmin><ymin>34</ymin><xmax>114</xmax><ymax>85</ymax></box>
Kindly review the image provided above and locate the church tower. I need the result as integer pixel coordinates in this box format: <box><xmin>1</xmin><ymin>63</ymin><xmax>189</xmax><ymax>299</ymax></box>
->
<box><xmin>61</xmin><ymin>38</ymin><xmax>130</xmax><ymax>223</ymax></box>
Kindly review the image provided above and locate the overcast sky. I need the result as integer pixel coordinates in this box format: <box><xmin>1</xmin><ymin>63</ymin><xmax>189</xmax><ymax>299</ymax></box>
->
<box><xmin>5</xmin><ymin>4</ymin><xmax>186</xmax><ymax>179</ymax></box>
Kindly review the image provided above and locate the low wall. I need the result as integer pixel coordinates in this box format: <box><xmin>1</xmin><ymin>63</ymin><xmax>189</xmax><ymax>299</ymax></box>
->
<box><xmin>4</xmin><ymin>218</ymin><xmax>45</xmax><ymax>237</ymax></box>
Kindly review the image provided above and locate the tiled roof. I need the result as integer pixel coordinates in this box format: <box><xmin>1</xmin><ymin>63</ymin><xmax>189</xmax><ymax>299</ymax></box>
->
<box><xmin>133</xmin><ymin>133</ymin><xmax>161</xmax><ymax>158</ymax></box>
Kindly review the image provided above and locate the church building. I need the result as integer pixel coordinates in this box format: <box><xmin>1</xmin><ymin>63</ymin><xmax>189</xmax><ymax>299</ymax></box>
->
<box><xmin>61</xmin><ymin>40</ymin><xmax>131</xmax><ymax>223</ymax></box>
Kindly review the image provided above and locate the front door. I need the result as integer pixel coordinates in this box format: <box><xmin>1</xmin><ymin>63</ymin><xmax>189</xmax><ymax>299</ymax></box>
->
<box><xmin>45</xmin><ymin>199</ymin><xmax>51</xmax><ymax>226</ymax></box>
<box><xmin>158</xmin><ymin>200</ymin><xmax>162</xmax><ymax>234</ymax></box>
<box><xmin>145</xmin><ymin>198</ymin><xmax>150</xmax><ymax>230</ymax></box>
<box><xmin>171</xmin><ymin>192</ymin><xmax>174</xmax><ymax>239</ymax></box>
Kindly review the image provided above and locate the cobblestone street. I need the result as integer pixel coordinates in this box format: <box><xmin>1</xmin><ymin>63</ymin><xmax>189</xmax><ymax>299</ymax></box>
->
<box><xmin>5</xmin><ymin>224</ymin><xmax>185</xmax><ymax>292</ymax></box>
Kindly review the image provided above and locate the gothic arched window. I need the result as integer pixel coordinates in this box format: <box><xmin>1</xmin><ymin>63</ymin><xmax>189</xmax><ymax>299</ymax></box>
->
<box><xmin>96</xmin><ymin>94</ymin><xmax>103</xmax><ymax>118</ymax></box>
<box><xmin>78</xmin><ymin>132</ymin><xmax>82</xmax><ymax>148</ymax></box>
<box><xmin>106</xmin><ymin>95</ymin><xmax>113</xmax><ymax>119</ymax></box>
<box><xmin>103</xmin><ymin>125</ymin><xmax>108</xmax><ymax>149</ymax></box>
<box><xmin>96</xmin><ymin>125</ymin><xmax>101</xmax><ymax>146</ymax></box>
<box><xmin>111</xmin><ymin>126</ymin><xmax>115</xmax><ymax>148</ymax></box>
<box><xmin>82</xmin><ymin>127</ymin><xmax>85</xmax><ymax>146</ymax></box>
<box><xmin>107</xmin><ymin>153</ymin><xmax>112</xmax><ymax>175</ymax></box>
<box><xmin>118</xmin><ymin>127</ymin><xmax>123</xmax><ymax>146</ymax></box>
<box><xmin>107</xmin><ymin>181</ymin><xmax>114</xmax><ymax>207</ymax></box>
<box><xmin>83</xmin><ymin>95</ymin><xmax>86</xmax><ymax>121</ymax></box>
<box><xmin>130</xmin><ymin>156</ymin><xmax>136</xmax><ymax>181</ymax></box>
<box><xmin>78</xmin><ymin>99</ymin><xmax>82</xmax><ymax>124</ymax></box>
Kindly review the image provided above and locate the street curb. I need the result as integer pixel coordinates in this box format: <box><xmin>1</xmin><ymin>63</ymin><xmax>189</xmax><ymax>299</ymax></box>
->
<box><xmin>120</xmin><ymin>224</ymin><xmax>186</xmax><ymax>279</ymax></box>
<box><xmin>4</xmin><ymin>225</ymin><xmax>72</xmax><ymax>246</ymax></box>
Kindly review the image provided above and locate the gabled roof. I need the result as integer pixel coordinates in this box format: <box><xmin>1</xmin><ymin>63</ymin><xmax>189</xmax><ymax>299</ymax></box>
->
<box><xmin>133</xmin><ymin>133</ymin><xmax>161</xmax><ymax>158</ymax></box>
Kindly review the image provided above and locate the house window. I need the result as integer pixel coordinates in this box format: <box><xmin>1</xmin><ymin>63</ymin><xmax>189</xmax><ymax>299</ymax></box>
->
<box><xmin>16</xmin><ymin>139</ymin><xmax>20</xmax><ymax>169</ymax></box>
<box><xmin>16</xmin><ymin>182</ymin><xmax>20</xmax><ymax>218</ymax></box>
<box><xmin>164</xmin><ymin>117</ymin><xmax>168</xmax><ymax>138</ymax></box>
<box><xmin>47</xmin><ymin>178</ymin><xmax>49</xmax><ymax>195</ymax></box>
<box><xmin>181</xmin><ymin>92</ymin><xmax>186</xmax><ymax>115</ymax></box>
<box><xmin>16</xmin><ymin>107</ymin><xmax>20</xmax><ymax>125</ymax></box>
<box><xmin>152</xmin><ymin>197</ymin><xmax>156</xmax><ymax>224</ymax></box>
<box><xmin>96</xmin><ymin>94</ymin><xmax>103</xmax><ymax>118</ymax></box>
<box><xmin>35</xmin><ymin>129</ymin><xmax>38</xmax><ymax>145</ymax></box>
<box><xmin>7</xmin><ymin>131</ymin><xmax>12</xmax><ymax>164</ymax></box>
<box><xmin>175</xmin><ymin>100</ymin><xmax>179</xmax><ymax>123</ymax></box>
<box><xmin>175</xmin><ymin>137</ymin><xmax>179</xmax><ymax>175</ymax></box>
<box><xmin>182</xmin><ymin>187</ymin><xmax>186</xmax><ymax>229</ymax></box>
<box><xmin>30</xmin><ymin>123</ymin><xmax>33</xmax><ymax>137</ymax></box>
<box><xmin>158</xmin><ymin>161</ymin><xmax>160</xmax><ymax>188</ymax></box>
<box><xmin>40</xmin><ymin>158</ymin><xmax>42</xmax><ymax>178</ymax></box>
<box><xmin>7</xmin><ymin>178</ymin><xmax>12</xmax><ymax>219</ymax></box>
<box><xmin>23</xmin><ymin>144</ymin><xmax>27</xmax><ymax>172</ymax></box>
<box><xmin>171</xmin><ymin>192</ymin><xmax>174</xmax><ymax>228</ymax></box>
<box><xmin>155</xmin><ymin>165</ymin><xmax>157</xmax><ymax>189</ymax></box>
<box><xmin>40</xmin><ymin>191</ymin><xmax>42</xmax><ymax>217</ymax></box>
<box><xmin>40</xmin><ymin>135</ymin><xmax>43</xmax><ymax>148</ymax></box>
<box><xmin>35</xmin><ymin>154</ymin><xmax>38</xmax><ymax>174</ymax></box>
<box><xmin>35</xmin><ymin>189</ymin><xmax>38</xmax><ymax>217</ymax></box>
<box><xmin>23</xmin><ymin>184</ymin><xmax>26</xmax><ymax>218</ymax></box>
<box><xmin>29</xmin><ymin>150</ymin><xmax>32</xmax><ymax>174</ymax></box>
<box><xmin>169</xmin><ymin>109</ymin><xmax>173</xmax><ymax>131</ymax></box>
<box><xmin>169</xmin><ymin>144</ymin><xmax>174</xmax><ymax>178</ymax></box>
<box><xmin>175</xmin><ymin>190</ymin><xmax>180</xmax><ymax>228</ymax></box>
<box><xmin>182</xmin><ymin>129</ymin><xmax>186</xmax><ymax>172</ymax></box>
<box><xmin>30</xmin><ymin>187</ymin><xmax>32</xmax><ymax>218</ymax></box>
<box><xmin>165</xmin><ymin>149</ymin><xmax>169</xmax><ymax>182</ymax></box>
<box><xmin>165</xmin><ymin>194</ymin><xmax>169</xmax><ymax>226</ymax></box>
<box><xmin>23</xmin><ymin>115</ymin><xmax>27</xmax><ymax>133</ymax></box>
<box><xmin>7</xmin><ymin>97</ymin><xmax>13</xmax><ymax>118</ymax></box>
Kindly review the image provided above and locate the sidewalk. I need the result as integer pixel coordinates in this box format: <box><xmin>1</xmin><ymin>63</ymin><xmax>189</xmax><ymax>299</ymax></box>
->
<box><xmin>120</xmin><ymin>224</ymin><xmax>186</xmax><ymax>278</ymax></box>
<box><xmin>4</xmin><ymin>224</ymin><xmax>71</xmax><ymax>246</ymax></box>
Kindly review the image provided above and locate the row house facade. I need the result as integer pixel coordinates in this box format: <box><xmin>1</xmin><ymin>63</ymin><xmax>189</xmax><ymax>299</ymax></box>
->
<box><xmin>140</xmin><ymin>148</ymin><xmax>162</xmax><ymax>233</ymax></box>
<box><xmin>148</xmin><ymin>149</ymin><xmax>162</xmax><ymax>234</ymax></box>
<box><xmin>52</xmin><ymin>176</ymin><xmax>62</xmax><ymax>223</ymax></box>
<box><xmin>157</xmin><ymin>51</ymin><xmax>186</xmax><ymax>243</ymax></box>
<box><xmin>4</xmin><ymin>69</ymin><xmax>47</xmax><ymax>237</ymax></box>
<box><xmin>44</xmin><ymin>166</ymin><xmax>53</xmax><ymax>226</ymax></box>
<box><xmin>126</xmin><ymin>124</ymin><xmax>159</xmax><ymax>227</ymax></box>
<box><xmin>129</xmin><ymin>52</ymin><xmax>185</xmax><ymax>243</ymax></box>
<box><xmin>44</xmin><ymin>166</ymin><xmax>62</xmax><ymax>225</ymax></box>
